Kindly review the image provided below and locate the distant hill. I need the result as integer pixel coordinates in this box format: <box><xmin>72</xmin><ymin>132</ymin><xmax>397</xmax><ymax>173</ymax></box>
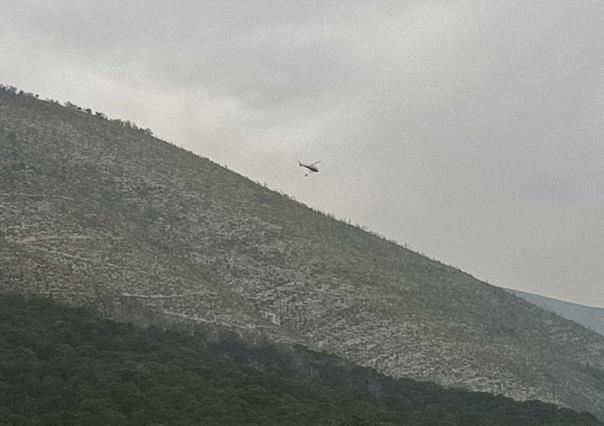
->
<box><xmin>508</xmin><ymin>289</ymin><xmax>604</xmax><ymax>337</ymax></box>
<box><xmin>4</xmin><ymin>294</ymin><xmax>600</xmax><ymax>425</ymax></box>
<box><xmin>2</xmin><ymin>85</ymin><xmax>604</xmax><ymax>419</ymax></box>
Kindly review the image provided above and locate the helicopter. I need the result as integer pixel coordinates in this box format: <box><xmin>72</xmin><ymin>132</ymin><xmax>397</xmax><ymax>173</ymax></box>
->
<box><xmin>298</xmin><ymin>160</ymin><xmax>320</xmax><ymax>177</ymax></box>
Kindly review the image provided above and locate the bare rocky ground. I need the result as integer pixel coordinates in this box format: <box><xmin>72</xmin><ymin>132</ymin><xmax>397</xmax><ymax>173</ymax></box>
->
<box><xmin>509</xmin><ymin>288</ymin><xmax>604</xmax><ymax>337</ymax></box>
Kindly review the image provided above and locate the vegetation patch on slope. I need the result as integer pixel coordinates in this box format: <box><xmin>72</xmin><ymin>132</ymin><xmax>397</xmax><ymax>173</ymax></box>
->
<box><xmin>0</xmin><ymin>294</ymin><xmax>600</xmax><ymax>426</ymax></box>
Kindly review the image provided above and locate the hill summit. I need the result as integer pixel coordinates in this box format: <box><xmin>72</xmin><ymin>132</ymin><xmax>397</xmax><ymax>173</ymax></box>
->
<box><xmin>2</xmin><ymin>85</ymin><xmax>604</xmax><ymax>418</ymax></box>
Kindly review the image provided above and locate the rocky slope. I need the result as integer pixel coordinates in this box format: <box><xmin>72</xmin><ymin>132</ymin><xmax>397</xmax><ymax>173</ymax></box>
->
<box><xmin>2</xmin><ymin>87</ymin><xmax>604</xmax><ymax>418</ymax></box>
<box><xmin>508</xmin><ymin>289</ymin><xmax>604</xmax><ymax>337</ymax></box>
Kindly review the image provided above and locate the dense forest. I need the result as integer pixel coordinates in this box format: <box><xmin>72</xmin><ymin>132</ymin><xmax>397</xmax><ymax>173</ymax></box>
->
<box><xmin>0</xmin><ymin>294</ymin><xmax>600</xmax><ymax>426</ymax></box>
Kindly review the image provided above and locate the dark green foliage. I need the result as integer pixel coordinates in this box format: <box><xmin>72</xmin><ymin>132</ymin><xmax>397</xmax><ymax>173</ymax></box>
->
<box><xmin>0</xmin><ymin>295</ymin><xmax>600</xmax><ymax>426</ymax></box>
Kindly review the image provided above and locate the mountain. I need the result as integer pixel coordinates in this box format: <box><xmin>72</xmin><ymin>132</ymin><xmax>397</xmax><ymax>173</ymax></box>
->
<box><xmin>4</xmin><ymin>294</ymin><xmax>600</xmax><ymax>425</ymax></box>
<box><xmin>507</xmin><ymin>289</ymin><xmax>604</xmax><ymax>337</ymax></box>
<box><xmin>2</xmin><ymin>85</ymin><xmax>604</xmax><ymax>419</ymax></box>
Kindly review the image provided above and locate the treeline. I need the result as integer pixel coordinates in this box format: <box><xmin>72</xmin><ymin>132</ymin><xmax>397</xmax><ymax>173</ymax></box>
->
<box><xmin>0</xmin><ymin>84</ymin><xmax>153</xmax><ymax>136</ymax></box>
<box><xmin>0</xmin><ymin>294</ymin><xmax>600</xmax><ymax>425</ymax></box>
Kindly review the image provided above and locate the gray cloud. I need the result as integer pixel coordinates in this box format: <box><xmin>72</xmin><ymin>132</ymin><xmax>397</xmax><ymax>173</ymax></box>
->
<box><xmin>2</xmin><ymin>0</ymin><xmax>603</xmax><ymax>306</ymax></box>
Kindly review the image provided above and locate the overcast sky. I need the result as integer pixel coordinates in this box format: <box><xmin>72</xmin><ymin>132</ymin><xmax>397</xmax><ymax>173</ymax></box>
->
<box><xmin>2</xmin><ymin>1</ymin><xmax>603</xmax><ymax>307</ymax></box>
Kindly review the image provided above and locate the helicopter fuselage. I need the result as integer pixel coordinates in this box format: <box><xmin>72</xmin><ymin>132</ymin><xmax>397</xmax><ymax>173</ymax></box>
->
<box><xmin>299</xmin><ymin>161</ymin><xmax>319</xmax><ymax>173</ymax></box>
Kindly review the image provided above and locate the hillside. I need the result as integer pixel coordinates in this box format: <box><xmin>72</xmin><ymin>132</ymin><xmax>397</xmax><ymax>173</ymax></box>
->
<box><xmin>508</xmin><ymin>289</ymin><xmax>604</xmax><ymax>337</ymax></box>
<box><xmin>2</xmin><ymin>86</ymin><xmax>604</xmax><ymax>418</ymax></box>
<box><xmin>3</xmin><ymin>294</ymin><xmax>600</xmax><ymax>425</ymax></box>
